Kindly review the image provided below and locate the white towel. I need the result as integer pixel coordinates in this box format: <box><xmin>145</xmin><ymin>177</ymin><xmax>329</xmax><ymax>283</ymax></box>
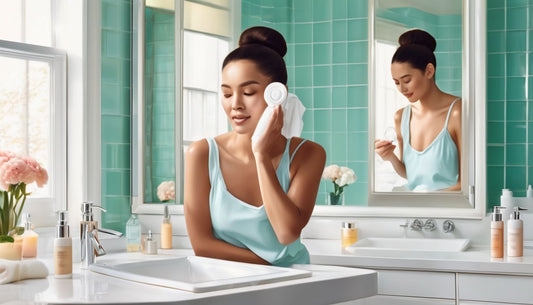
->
<box><xmin>0</xmin><ymin>259</ymin><xmax>49</xmax><ymax>284</ymax></box>
<box><xmin>281</xmin><ymin>93</ymin><xmax>306</xmax><ymax>139</ymax></box>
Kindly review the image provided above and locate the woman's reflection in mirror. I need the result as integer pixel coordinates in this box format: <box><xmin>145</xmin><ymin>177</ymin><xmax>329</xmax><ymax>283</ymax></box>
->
<box><xmin>374</xmin><ymin>29</ymin><xmax>461</xmax><ymax>192</ymax></box>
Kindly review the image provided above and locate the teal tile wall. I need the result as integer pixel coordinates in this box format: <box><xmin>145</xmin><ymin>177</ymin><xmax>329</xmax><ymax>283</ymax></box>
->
<box><xmin>486</xmin><ymin>0</ymin><xmax>533</xmax><ymax>211</ymax></box>
<box><xmin>101</xmin><ymin>0</ymin><xmax>132</xmax><ymax>232</ymax></box>
<box><xmin>143</xmin><ymin>8</ymin><xmax>176</xmax><ymax>203</ymax></box>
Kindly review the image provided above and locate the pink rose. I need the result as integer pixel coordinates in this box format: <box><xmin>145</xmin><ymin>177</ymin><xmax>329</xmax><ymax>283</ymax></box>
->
<box><xmin>0</xmin><ymin>151</ymin><xmax>48</xmax><ymax>190</ymax></box>
<box><xmin>0</xmin><ymin>158</ymin><xmax>31</xmax><ymax>190</ymax></box>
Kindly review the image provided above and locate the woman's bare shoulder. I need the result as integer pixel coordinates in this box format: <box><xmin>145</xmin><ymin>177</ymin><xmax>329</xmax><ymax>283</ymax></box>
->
<box><xmin>290</xmin><ymin>137</ymin><xmax>326</xmax><ymax>162</ymax></box>
<box><xmin>186</xmin><ymin>138</ymin><xmax>209</xmax><ymax>160</ymax></box>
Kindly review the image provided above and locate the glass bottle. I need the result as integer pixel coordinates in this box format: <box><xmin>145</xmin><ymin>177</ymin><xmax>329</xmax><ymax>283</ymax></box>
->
<box><xmin>126</xmin><ymin>214</ymin><xmax>141</xmax><ymax>252</ymax></box>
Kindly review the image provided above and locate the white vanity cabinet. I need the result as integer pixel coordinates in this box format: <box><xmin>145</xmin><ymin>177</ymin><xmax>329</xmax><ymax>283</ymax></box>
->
<box><xmin>457</xmin><ymin>273</ymin><xmax>533</xmax><ymax>304</ymax></box>
<box><xmin>345</xmin><ymin>269</ymin><xmax>456</xmax><ymax>305</ymax></box>
<box><xmin>336</xmin><ymin>269</ymin><xmax>533</xmax><ymax>305</ymax></box>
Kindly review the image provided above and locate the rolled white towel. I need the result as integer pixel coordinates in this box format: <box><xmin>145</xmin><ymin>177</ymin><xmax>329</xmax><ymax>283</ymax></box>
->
<box><xmin>0</xmin><ymin>259</ymin><xmax>49</xmax><ymax>284</ymax></box>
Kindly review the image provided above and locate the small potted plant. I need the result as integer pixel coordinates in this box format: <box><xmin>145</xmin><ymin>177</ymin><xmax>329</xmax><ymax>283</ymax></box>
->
<box><xmin>322</xmin><ymin>164</ymin><xmax>356</xmax><ymax>205</ymax></box>
<box><xmin>0</xmin><ymin>151</ymin><xmax>48</xmax><ymax>260</ymax></box>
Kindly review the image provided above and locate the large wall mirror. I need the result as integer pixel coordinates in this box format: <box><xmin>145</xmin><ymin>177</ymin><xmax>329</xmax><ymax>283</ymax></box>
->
<box><xmin>132</xmin><ymin>0</ymin><xmax>486</xmax><ymax>218</ymax></box>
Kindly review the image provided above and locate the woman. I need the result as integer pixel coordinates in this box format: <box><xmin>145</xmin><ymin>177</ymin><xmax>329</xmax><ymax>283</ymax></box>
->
<box><xmin>184</xmin><ymin>26</ymin><xmax>326</xmax><ymax>266</ymax></box>
<box><xmin>375</xmin><ymin>29</ymin><xmax>461</xmax><ymax>191</ymax></box>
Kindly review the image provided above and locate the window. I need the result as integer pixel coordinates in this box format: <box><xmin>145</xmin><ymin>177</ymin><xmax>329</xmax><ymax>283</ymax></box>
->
<box><xmin>0</xmin><ymin>1</ymin><xmax>67</xmax><ymax>225</ymax></box>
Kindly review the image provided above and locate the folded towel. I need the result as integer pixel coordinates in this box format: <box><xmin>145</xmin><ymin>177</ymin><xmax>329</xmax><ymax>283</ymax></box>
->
<box><xmin>0</xmin><ymin>259</ymin><xmax>49</xmax><ymax>284</ymax></box>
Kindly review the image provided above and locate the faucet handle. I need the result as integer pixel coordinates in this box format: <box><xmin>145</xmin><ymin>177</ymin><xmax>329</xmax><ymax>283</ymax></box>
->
<box><xmin>442</xmin><ymin>219</ymin><xmax>455</xmax><ymax>233</ymax></box>
<box><xmin>423</xmin><ymin>219</ymin><xmax>437</xmax><ymax>231</ymax></box>
<box><xmin>410</xmin><ymin>219</ymin><xmax>423</xmax><ymax>231</ymax></box>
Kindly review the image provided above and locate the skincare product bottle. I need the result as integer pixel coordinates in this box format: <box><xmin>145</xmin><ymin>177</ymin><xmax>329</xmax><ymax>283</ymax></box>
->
<box><xmin>341</xmin><ymin>222</ymin><xmax>358</xmax><ymax>248</ymax></box>
<box><xmin>490</xmin><ymin>206</ymin><xmax>505</xmax><ymax>258</ymax></box>
<box><xmin>126</xmin><ymin>214</ymin><xmax>141</xmax><ymax>252</ymax></box>
<box><xmin>21</xmin><ymin>213</ymin><xmax>38</xmax><ymax>258</ymax></box>
<box><xmin>508</xmin><ymin>206</ymin><xmax>527</xmax><ymax>257</ymax></box>
<box><xmin>160</xmin><ymin>205</ymin><xmax>172</xmax><ymax>249</ymax></box>
<box><xmin>54</xmin><ymin>210</ymin><xmax>72</xmax><ymax>278</ymax></box>
<box><xmin>144</xmin><ymin>230</ymin><xmax>158</xmax><ymax>255</ymax></box>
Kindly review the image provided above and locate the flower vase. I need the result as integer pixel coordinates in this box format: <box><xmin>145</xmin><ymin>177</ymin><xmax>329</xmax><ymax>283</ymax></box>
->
<box><xmin>0</xmin><ymin>238</ymin><xmax>22</xmax><ymax>260</ymax></box>
<box><xmin>328</xmin><ymin>192</ymin><xmax>344</xmax><ymax>206</ymax></box>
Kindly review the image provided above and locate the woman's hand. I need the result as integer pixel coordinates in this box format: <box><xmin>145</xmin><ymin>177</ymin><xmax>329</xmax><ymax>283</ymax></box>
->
<box><xmin>375</xmin><ymin>139</ymin><xmax>397</xmax><ymax>162</ymax></box>
<box><xmin>252</xmin><ymin>105</ymin><xmax>284</xmax><ymax>156</ymax></box>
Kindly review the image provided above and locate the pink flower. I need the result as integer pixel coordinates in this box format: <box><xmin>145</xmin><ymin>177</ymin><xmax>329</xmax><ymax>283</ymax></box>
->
<box><xmin>157</xmin><ymin>181</ymin><xmax>175</xmax><ymax>202</ymax></box>
<box><xmin>0</xmin><ymin>151</ymin><xmax>48</xmax><ymax>190</ymax></box>
<box><xmin>0</xmin><ymin>158</ymin><xmax>31</xmax><ymax>190</ymax></box>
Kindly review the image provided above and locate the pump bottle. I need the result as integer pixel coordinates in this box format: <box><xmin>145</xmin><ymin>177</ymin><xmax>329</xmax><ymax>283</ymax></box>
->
<box><xmin>508</xmin><ymin>206</ymin><xmax>527</xmax><ymax>257</ymax></box>
<box><xmin>160</xmin><ymin>205</ymin><xmax>172</xmax><ymax>249</ymax></box>
<box><xmin>491</xmin><ymin>206</ymin><xmax>505</xmax><ymax>258</ymax></box>
<box><xmin>54</xmin><ymin>210</ymin><xmax>72</xmax><ymax>278</ymax></box>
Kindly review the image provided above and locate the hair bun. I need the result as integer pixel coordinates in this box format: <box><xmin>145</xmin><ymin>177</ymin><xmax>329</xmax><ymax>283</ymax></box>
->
<box><xmin>239</xmin><ymin>26</ymin><xmax>287</xmax><ymax>58</ymax></box>
<box><xmin>398</xmin><ymin>29</ymin><xmax>436</xmax><ymax>53</ymax></box>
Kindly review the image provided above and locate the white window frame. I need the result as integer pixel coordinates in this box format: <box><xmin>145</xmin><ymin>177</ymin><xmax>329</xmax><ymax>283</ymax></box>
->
<box><xmin>0</xmin><ymin>39</ymin><xmax>67</xmax><ymax>226</ymax></box>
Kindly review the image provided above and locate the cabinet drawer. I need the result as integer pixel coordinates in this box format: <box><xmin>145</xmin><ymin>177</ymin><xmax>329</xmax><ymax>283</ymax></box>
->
<box><xmin>377</xmin><ymin>270</ymin><xmax>455</xmax><ymax>299</ymax></box>
<box><xmin>458</xmin><ymin>273</ymin><xmax>533</xmax><ymax>304</ymax></box>
<box><xmin>349</xmin><ymin>295</ymin><xmax>456</xmax><ymax>305</ymax></box>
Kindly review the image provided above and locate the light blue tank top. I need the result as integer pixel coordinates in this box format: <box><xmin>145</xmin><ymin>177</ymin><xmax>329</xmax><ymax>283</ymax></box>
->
<box><xmin>206</xmin><ymin>137</ymin><xmax>310</xmax><ymax>267</ymax></box>
<box><xmin>401</xmin><ymin>99</ymin><xmax>460</xmax><ymax>191</ymax></box>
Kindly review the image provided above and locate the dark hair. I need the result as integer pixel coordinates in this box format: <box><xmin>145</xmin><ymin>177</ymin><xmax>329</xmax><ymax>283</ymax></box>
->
<box><xmin>222</xmin><ymin>26</ymin><xmax>288</xmax><ymax>84</ymax></box>
<box><xmin>392</xmin><ymin>29</ymin><xmax>437</xmax><ymax>72</ymax></box>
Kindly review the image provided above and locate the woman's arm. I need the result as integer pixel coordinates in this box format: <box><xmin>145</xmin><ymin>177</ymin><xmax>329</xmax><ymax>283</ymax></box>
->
<box><xmin>253</xmin><ymin>106</ymin><xmax>326</xmax><ymax>245</ymax></box>
<box><xmin>445</xmin><ymin>99</ymin><xmax>462</xmax><ymax>191</ymax></box>
<box><xmin>374</xmin><ymin>108</ymin><xmax>407</xmax><ymax>178</ymax></box>
<box><xmin>184</xmin><ymin>139</ymin><xmax>269</xmax><ymax>264</ymax></box>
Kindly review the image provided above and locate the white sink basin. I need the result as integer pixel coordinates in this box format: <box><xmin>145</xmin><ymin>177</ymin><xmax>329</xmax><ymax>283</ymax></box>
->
<box><xmin>89</xmin><ymin>256</ymin><xmax>312</xmax><ymax>293</ymax></box>
<box><xmin>348</xmin><ymin>237</ymin><xmax>470</xmax><ymax>252</ymax></box>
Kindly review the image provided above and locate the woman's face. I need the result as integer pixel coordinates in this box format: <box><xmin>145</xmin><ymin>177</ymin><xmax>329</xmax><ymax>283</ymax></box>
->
<box><xmin>221</xmin><ymin>59</ymin><xmax>271</xmax><ymax>135</ymax></box>
<box><xmin>391</xmin><ymin>62</ymin><xmax>433</xmax><ymax>103</ymax></box>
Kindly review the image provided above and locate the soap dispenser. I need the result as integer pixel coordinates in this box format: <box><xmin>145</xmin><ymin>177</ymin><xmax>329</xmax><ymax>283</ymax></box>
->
<box><xmin>508</xmin><ymin>206</ymin><xmax>527</xmax><ymax>257</ymax></box>
<box><xmin>161</xmin><ymin>205</ymin><xmax>172</xmax><ymax>249</ymax></box>
<box><xmin>491</xmin><ymin>206</ymin><xmax>505</xmax><ymax>258</ymax></box>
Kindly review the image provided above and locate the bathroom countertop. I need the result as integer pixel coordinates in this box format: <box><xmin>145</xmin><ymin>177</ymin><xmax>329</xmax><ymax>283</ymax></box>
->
<box><xmin>1</xmin><ymin>251</ymin><xmax>377</xmax><ymax>305</ymax></box>
<box><xmin>304</xmin><ymin>239</ymin><xmax>533</xmax><ymax>276</ymax></box>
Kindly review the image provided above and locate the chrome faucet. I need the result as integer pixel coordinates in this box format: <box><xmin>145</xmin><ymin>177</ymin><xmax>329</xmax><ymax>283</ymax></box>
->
<box><xmin>80</xmin><ymin>201</ymin><xmax>122</xmax><ymax>269</ymax></box>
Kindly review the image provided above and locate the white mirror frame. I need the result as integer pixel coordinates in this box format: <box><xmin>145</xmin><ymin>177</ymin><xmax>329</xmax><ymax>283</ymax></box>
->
<box><xmin>132</xmin><ymin>0</ymin><xmax>486</xmax><ymax>219</ymax></box>
<box><xmin>313</xmin><ymin>0</ymin><xmax>486</xmax><ymax>219</ymax></box>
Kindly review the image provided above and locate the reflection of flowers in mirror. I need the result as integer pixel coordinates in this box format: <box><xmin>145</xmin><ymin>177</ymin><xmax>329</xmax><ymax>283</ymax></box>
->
<box><xmin>157</xmin><ymin>181</ymin><xmax>175</xmax><ymax>202</ymax></box>
<box><xmin>322</xmin><ymin>165</ymin><xmax>357</xmax><ymax>205</ymax></box>
<box><xmin>0</xmin><ymin>151</ymin><xmax>48</xmax><ymax>244</ymax></box>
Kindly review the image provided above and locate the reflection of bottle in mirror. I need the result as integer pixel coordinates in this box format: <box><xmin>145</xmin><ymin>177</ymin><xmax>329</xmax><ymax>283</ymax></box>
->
<box><xmin>251</xmin><ymin>82</ymin><xmax>287</xmax><ymax>147</ymax></box>
<box><xmin>383</xmin><ymin>127</ymin><xmax>398</xmax><ymax>146</ymax></box>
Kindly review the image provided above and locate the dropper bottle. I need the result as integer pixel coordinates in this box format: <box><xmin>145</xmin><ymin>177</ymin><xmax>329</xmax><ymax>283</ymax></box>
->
<box><xmin>491</xmin><ymin>206</ymin><xmax>505</xmax><ymax>258</ymax></box>
<box><xmin>21</xmin><ymin>213</ymin><xmax>39</xmax><ymax>258</ymax></box>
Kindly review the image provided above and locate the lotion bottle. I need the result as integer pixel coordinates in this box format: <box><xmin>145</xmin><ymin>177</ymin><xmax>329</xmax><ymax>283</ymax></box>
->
<box><xmin>508</xmin><ymin>206</ymin><xmax>527</xmax><ymax>257</ymax></box>
<box><xmin>54</xmin><ymin>210</ymin><xmax>72</xmax><ymax>278</ymax></box>
<box><xmin>491</xmin><ymin>206</ymin><xmax>505</xmax><ymax>258</ymax></box>
<box><xmin>21</xmin><ymin>213</ymin><xmax>38</xmax><ymax>258</ymax></box>
<box><xmin>160</xmin><ymin>205</ymin><xmax>172</xmax><ymax>249</ymax></box>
